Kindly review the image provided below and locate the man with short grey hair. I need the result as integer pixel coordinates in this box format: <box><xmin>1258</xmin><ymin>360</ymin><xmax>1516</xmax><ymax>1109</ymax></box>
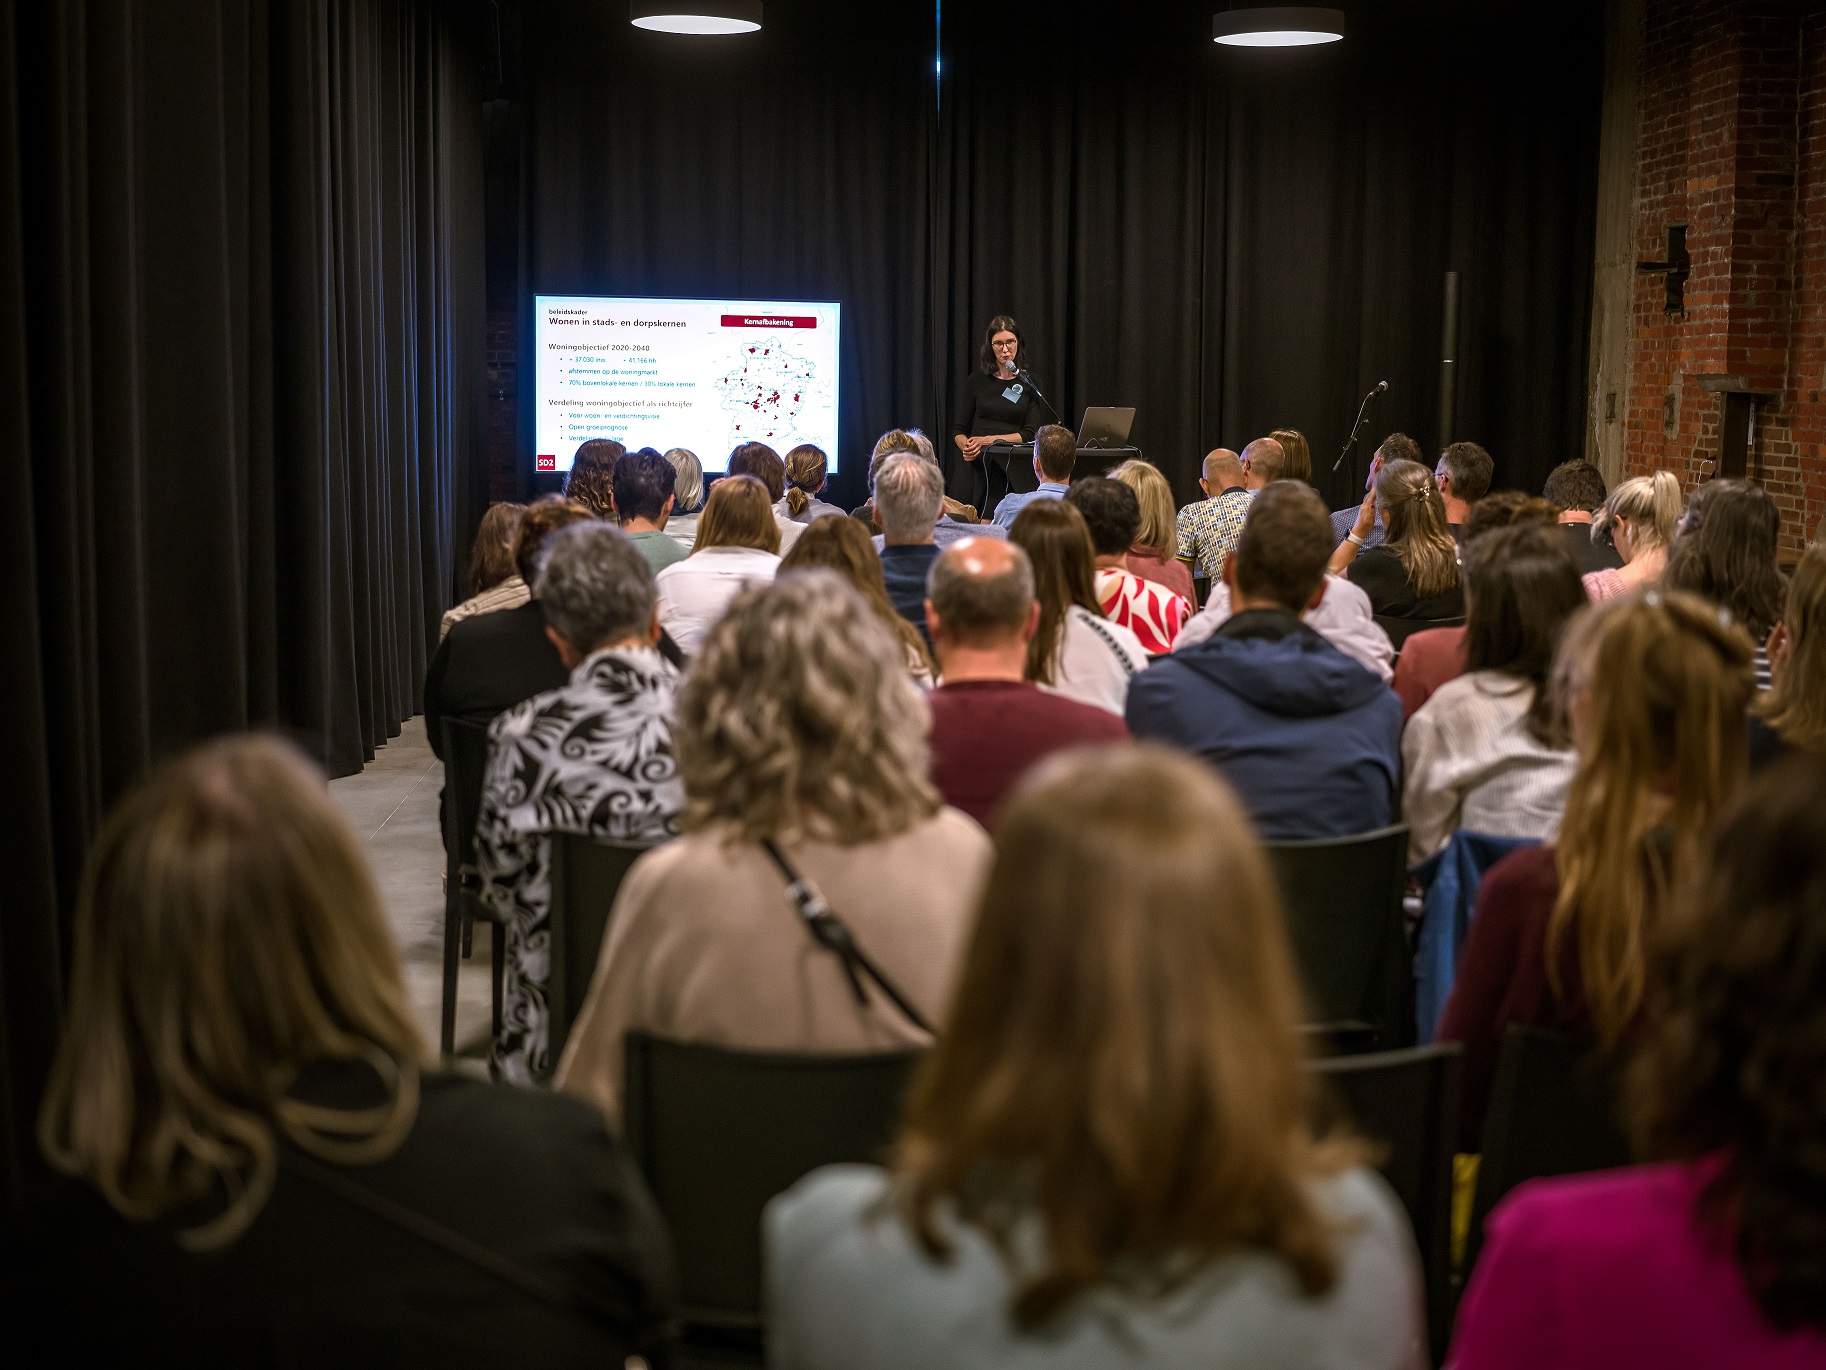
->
<box><xmin>923</xmin><ymin>537</ymin><xmax>1128</xmax><ymax>826</ymax></box>
<box><xmin>474</xmin><ymin>521</ymin><xmax>685</xmax><ymax>1084</ymax></box>
<box><xmin>874</xmin><ymin>452</ymin><xmax>949</xmax><ymax>639</ymax></box>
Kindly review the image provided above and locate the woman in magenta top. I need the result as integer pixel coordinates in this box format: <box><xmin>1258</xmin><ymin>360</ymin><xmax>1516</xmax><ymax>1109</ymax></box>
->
<box><xmin>1450</xmin><ymin>757</ymin><xmax>1826</xmax><ymax>1369</ymax></box>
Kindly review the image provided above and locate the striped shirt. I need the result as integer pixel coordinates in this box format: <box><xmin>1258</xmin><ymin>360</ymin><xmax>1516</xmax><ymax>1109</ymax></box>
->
<box><xmin>439</xmin><ymin>575</ymin><xmax>531</xmax><ymax>642</ymax></box>
<box><xmin>1094</xmin><ymin>567</ymin><xmax>1191</xmax><ymax>656</ymax></box>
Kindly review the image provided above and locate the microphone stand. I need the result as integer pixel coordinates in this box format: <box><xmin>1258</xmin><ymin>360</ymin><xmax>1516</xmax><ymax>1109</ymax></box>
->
<box><xmin>984</xmin><ymin>368</ymin><xmax>1058</xmax><ymax>517</ymax></box>
<box><xmin>1332</xmin><ymin>382</ymin><xmax>1388</xmax><ymax>479</ymax></box>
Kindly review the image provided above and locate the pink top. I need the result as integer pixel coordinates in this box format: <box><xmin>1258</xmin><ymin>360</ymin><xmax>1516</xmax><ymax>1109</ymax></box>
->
<box><xmin>1583</xmin><ymin>567</ymin><xmax>1628</xmax><ymax>602</ymax></box>
<box><xmin>1451</xmin><ymin>1161</ymin><xmax>1826</xmax><ymax>1370</ymax></box>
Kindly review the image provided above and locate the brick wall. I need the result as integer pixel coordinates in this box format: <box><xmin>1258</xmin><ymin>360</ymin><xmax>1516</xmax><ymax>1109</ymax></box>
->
<box><xmin>1620</xmin><ymin>0</ymin><xmax>1826</xmax><ymax>554</ymax></box>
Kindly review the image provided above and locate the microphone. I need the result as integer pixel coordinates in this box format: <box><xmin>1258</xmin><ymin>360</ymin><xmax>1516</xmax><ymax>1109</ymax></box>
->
<box><xmin>1332</xmin><ymin>381</ymin><xmax>1389</xmax><ymax>474</ymax></box>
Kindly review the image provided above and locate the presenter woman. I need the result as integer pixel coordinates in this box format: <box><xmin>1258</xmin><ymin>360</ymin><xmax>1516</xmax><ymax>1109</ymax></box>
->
<box><xmin>952</xmin><ymin>315</ymin><xmax>1041</xmax><ymax>504</ymax></box>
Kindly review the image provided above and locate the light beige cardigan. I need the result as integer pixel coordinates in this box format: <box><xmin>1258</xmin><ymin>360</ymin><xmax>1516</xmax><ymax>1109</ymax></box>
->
<box><xmin>554</xmin><ymin>809</ymin><xmax>991</xmax><ymax>1123</ymax></box>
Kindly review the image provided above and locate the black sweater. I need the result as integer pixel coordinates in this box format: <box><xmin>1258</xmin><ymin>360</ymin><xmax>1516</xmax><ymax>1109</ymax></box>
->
<box><xmin>952</xmin><ymin>370</ymin><xmax>1041</xmax><ymax>443</ymax></box>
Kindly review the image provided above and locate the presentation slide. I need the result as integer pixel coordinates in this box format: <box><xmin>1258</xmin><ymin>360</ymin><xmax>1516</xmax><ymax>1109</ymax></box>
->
<box><xmin>533</xmin><ymin>295</ymin><xmax>842</xmax><ymax>473</ymax></box>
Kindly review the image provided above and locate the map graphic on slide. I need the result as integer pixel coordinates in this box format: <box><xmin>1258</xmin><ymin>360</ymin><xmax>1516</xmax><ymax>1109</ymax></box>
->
<box><xmin>532</xmin><ymin>296</ymin><xmax>841</xmax><ymax>473</ymax></box>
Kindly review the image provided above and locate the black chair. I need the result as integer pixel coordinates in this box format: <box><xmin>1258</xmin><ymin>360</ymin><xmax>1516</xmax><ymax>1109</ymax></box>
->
<box><xmin>1313</xmin><ymin>1044</ymin><xmax>1462</xmax><ymax>1367</ymax></box>
<box><xmin>545</xmin><ymin>832</ymin><xmax>648</xmax><ymax>1069</ymax></box>
<box><xmin>1375</xmin><ymin>613</ymin><xmax>1466</xmax><ymax>652</ymax></box>
<box><xmin>439</xmin><ymin>717</ymin><xmax>505</xmax><ymax>1059</ymax></box>
<box><xmin>621</xmin><ymin>1033</ymin><xmax>926</xmax><ymax>1354</ymax></box>
<box><xmin>1266</xmin><ymin>824</ymin><xmax>1414</xmax><ymax>1052</ymax></box>
<box><xmin>1463</xmin><ymin>1025</ymin><xmax>1632</xmax><ymax>1280</ymax></box>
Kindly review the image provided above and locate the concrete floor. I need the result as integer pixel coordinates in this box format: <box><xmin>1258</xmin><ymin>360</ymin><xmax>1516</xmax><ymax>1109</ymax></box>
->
<box><xmin>329</xmin><ymin>716</ymin><xmax>495</xmax><ymax>1061</ymax></box>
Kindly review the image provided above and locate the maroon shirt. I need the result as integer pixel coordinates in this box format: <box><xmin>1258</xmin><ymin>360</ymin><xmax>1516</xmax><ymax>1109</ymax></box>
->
<box><xmin>1437</xmin><ymin>844</ymin><xmax>1594</xmax><ymax>1151</ymax></box>
<box><xmin>927</xmin><ymin>680</ymin><xmax>1130</xmax><ymax>829</ymax></box>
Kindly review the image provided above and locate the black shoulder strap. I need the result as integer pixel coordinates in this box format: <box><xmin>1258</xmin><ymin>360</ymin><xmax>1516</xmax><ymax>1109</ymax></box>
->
<box><xmin>759</xmin><ymin>840</ymin><xmax>936</xmax><ymax>1036</ymax></box>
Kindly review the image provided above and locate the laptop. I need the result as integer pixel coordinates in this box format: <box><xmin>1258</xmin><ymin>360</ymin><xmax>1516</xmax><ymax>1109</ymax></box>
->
<box><xmin>1077</xmin><ymin>406</ymin><xmax>1135</xmax><ymax>449</ymax></box>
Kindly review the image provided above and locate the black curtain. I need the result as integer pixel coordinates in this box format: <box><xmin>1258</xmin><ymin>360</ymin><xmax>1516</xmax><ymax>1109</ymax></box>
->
<box><xmin>0</xmin><ymin>0</ymin><xmax>486</xmax><ymax>1204</ymax></box>
<box><xmin>522</xmin><ymin>0</ymin><xmax>1599</xmax><ymax>512</ymax></box>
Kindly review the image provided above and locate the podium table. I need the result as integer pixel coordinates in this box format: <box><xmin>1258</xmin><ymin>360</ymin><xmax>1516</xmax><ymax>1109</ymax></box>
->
<box><xmin>979</xmin><ymin>443</ymin><xmax>1142</xmax><ymax>513</ymax></box>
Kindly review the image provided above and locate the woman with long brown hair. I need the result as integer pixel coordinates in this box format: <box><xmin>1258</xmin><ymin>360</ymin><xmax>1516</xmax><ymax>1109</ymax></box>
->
<box><xmin>1329</xmin><ymin>457</ymin><xmax>1465</xmax><ymax>624</ymax></box>
<box><xmin>1007</xmin><ymin>498</ymin><xmax>1148</xmax><ymax>715</ymax></box>
<box><xmin>1271</xmin><ymin>426</ymin><xmax>1313</xmax><ymax>485</ymax></box>
<box><xmin>951</xmin><ymin>315</ymin><xmax>1042</xmax><ymax>507</ymax></box>
<box><xmin>1438</xmin><ymin>590</ymin><xmax>1755</xmax><ymax>1147</ymax></box>
<box><xmin>1665</xmin><ymin>477</ymin><xmax>1788</xmax><ymax>688</ymax></box>
<box><xmin>439</xmin><ymin>500</ymin><xmax>527</xmax><ymax>640</ymax></box>
<box><xmin>654</xmin><ymin>473</ymin><xmax>781</xmax><ymax>655</ymax></box>
<box><xmin>1755</xmin><ymin>542</ymin><xmax>1826</xmax><ymax>763</ymax></box>
<box><xmin>765</xmin><ymin>746</ymin><xmax>1422</xmax><ymax>1367</ymax></box>
<box><xmin>1451</xmin><ymin>757</ymin><xmax>1826</xmax><ymax>1367</ymax></box>
<box><xmin>22</xmin><ymin>735</ymin><xmax>673</xmax><ymax>1361</ymax></box>
<box><xmin>781</xmin><ymin>513</ymin><xmax>936</xmax><ymax>683</ymax></box>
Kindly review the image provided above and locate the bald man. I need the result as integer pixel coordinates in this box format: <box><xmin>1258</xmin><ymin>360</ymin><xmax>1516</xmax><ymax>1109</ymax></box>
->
<box><xmin>1240</xmin><ymin>436</ymin><xmax>1285</xmax><ymax>491</ymax></box>
<box><xmin>923</xmin><ymin>538</ymin><xmax>1129</xmax><ymax>826</ymax></box>
<box><xmin>1175</xmin><ymin>446</ymin><xmax>1255</xmax><ymax>583</ymax></box>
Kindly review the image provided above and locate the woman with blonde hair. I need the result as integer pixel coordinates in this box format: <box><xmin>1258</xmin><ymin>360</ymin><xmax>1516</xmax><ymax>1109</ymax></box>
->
<box><xmin>1585</xmin><ymin>469</ymin><xmax>1682</xmax><ymax>602</ymax></box>
<box><xmin>23</xmin><ymin>735</ymin><xmax>673</xmax><ymax>1361</ymax></box>
<box><xmin>1008</xmin><ymin>498</ymin><xmax>1148</xmax><ymax>715</ymax></box>
<box><xmin>439</xmin><ymin>500</ymin><xmax>527</xmax><ymax>640</ymax></box>
<box><xmin>1438</xmin><ymin>590</ymin><xmax>1755</xmax><ymax>1146</ymax></box>
<box><xmin>1271</xmin><ymin>427</ymin><xmax>1314</xmax><ymax>484</ymax></box>
<box><xmin>1110</xmin><ymin>458</ymin><xmax>1195</xmax><ymax>604</ymax></box>
<box><xmin>1754</xmin><ymin>542</ymin><xmax>1826</xmax><ymax>763</ymax></box>
<box><xmin>764</xmin><ymin>746</ymin><xmax>1422</xmax><ymax>1367</ymax></box>
<box><xmin>664</xmin><ymin>446</ymin><xmax>706</xmax><ymax>551</ymax></box>
<box><xmin>1330</xmin><ymin>457</ymin><xmax>1465</xmax><ymax>624</ymax></box>
<box><xmin>556</xmin><ymin>571</ymin><xmax>992</xmax><ymax>1123</ymax></box>
<box><xmin>780</xmin><ymin>513</ymin><xmax>935</xmax><ymax>683</ymax></box>
<box><xmin>655</xmin><ymin>473</ymin><xmax>781</xmax><ymax>654</ymax></box>
<box><xmin>779</xmin><ymin>443</ymin><xmax>845</xmax><ymax>523</ymax></box>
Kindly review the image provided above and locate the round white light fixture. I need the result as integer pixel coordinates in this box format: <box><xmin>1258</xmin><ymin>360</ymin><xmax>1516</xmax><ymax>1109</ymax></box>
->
<box><xmin>1213</xmin><ymin>7</ymin><xmax>1345</xmax><ymax>47</ymax></box>
<box><xmin>631</xmin><ymin>1</ymin><xmax>762</xmax><ymax>35</ymax></box>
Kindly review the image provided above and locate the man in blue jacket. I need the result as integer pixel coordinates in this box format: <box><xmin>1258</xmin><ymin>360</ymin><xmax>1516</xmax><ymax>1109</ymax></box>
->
<box><xmin>1127</xmin><ymin>481</ymin><xmax>1402</xmax><ymax>840</ymax></box>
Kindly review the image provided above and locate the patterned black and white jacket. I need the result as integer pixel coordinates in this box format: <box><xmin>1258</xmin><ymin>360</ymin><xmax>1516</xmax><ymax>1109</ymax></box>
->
<box><xmin>475</xmin><ymin>644</ymin><xmax>685</xmax><ymax>1084</ymax></box>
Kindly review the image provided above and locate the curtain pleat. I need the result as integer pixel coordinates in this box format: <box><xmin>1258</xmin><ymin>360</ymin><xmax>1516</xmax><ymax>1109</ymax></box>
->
<box><xmin>0</xmin><ymin>0</ymin><xmax>486</xmax><ymax>1206</ymax></box>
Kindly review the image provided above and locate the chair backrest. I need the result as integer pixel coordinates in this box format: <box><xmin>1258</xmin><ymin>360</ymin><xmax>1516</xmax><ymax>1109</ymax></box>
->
<box><xmin>1375</xmin><ymin>613</ymin><xmax>1466</xmax><ymax>651</ymax></box>
<box><xmin>1464</xmin><ymin>1025</ymin><xmax>1632</xmax><ymax>1277</ymax></box>
<box><xmin>1266</xmin><ymin>824</ymin><xmax>1414</xmax><ymax>1051</ymax></box>
<box><xmin>1313</xmin><ymin>1044</ymin><xmax>1461</xmax><ymax>1365</ymax></box>
<box><xmin>622</xmin><ymin>1032</ymin><xmax>925</xmax><ymax>1331</ymax></box>
<box><xmin>439</xmin><ymin>717</ymin><xmax>495</xmax><ymax>872</ymax></box>
<box><xmin>546</xmin><ymin>833</ymin><xmax>648</xmax><ymax>1068</ymax></box>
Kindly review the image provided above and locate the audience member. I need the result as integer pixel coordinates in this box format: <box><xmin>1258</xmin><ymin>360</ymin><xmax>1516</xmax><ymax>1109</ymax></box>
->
<box><xmin>439</xmin><ymin>500</ymin><xmax>527</xmax><ymax>641</ymax></box>
<box><xmin>861</xmin><ymin>429</ymin><xmax>1003</xmax><ymax>548</ymax></box>
<box><xmin>923</xmin><ymin>539</ymin><xmax>1129</xmax><ymax>827</ymax></box>
<box><xmin>423</xmin><ymin>497</ymin><xmax>594</xmax><ymax>758</ymax></box>
<box><xmin>1542</xmin><ymin>459</ymin><xmax>1624</xmax><ymax>574</ymax></box>
<box><xmin>564</xmin><ymin>438</ymin><xmax>625</xmax><ymax>518</ymax></box>
<box><xmin>18</xmin><ymin>736</ymin><xmax>675</xmax><ymax>1363</ymax></box>
<box><xmin>1754</xmin><ymin>543</ymin><xmax>1826</xmax><ymax>765</ymax></box>
<box><xmin>1451</xmin><ymin>758</ymin><xmax>1826</xmax><ymax>1369</ymax></box>
<box><xmin>1584</xmin><ymin>470</ymin><xmax>1681</xmax><ymax>602</ymax></box>
<box><xmin>475</xmin><ymin>523</ymin><xmax>685</xmax><ymax>1083</ymax></box>
<box><xmin>1401</xmin><ymin>524</ymin><xmax>1586</xmax><ymax>864</ymax></box>
<box><xmin>555</xmin><ymin>572</ymin><xmax>991</xmax><ymax>1122</ymax></box>
<box><xmin>780</xmin><ymin>443</ymin><xmax>845</xmax><ymax>524</ymax></box>
<box><xmin>654</xmin><ymin>474</ymin><xmax>780</xmax><ymax>655</ymax></box>
<box><xmin>765</xmin><ymin>747</ymin><xmax>1422</xmax><ymax>1368</ymax></box>
<box><xmin>1175</xmin><ymin>447</ymin><xmax>1251</xmax><ymax>583</ymax></box>
<box><xmin>1127</xmin><ymin>483</ymin><xmax>1402</xmax><ymax>839</ymax></box>
<box><xmin>1330</xmin><ymin>432</ymin><xmax>1422</xmax><ymax>550</ymax></box>
<box><xmin>1239</xmin><ymin>435</ymin><xmax>1285</xmax><ymax>490</ymax></box>
<box><xmin>991</xmin><ymin>423</ymin><xmax>1076</xmax><ymax>528</ymax></box>
<box><xmin>780</xmin><ymin>514</ymin><xmax>935</xmax><ymax>685</ymax></box>
<box><xmin>1435</xmin><ymin>440</ymin><xmax>1494</xmax><ymax>537</ymax></box>
<box><xmin>1665</xmin><ymin>477</ymin><xmax>1788</xmax><ymax>690</ymax></box>
<box><xmin>1067</xmin><ymin>477</ymin><xmax>1191</xmax><ymax>655</ymax></box>
<box><xmin>873</xmin><ymin>453</ymin><xmax>948</xmax><ymax>641</ymax></box>
<box><xmin>1329</xmin><ymin>457</ymin><xmax>1466</xmax><ymax>624</ymax></box>
<box><xmin>1437</xmin><ymin>591</ymin><xmax>1754</xmax><ymax>1148</ymax></box>
<box><xmin>1008</xmin><ymin>500</ymin><xmax>1149</xmax><ymax>715</ymax></box>
<box><xmin>610</xmin><ymin>446</ymin><xmax>687</xmax><ymax>572</ymax></box>
<box><xmin>1270</xmin><ymin>427</ymin><xmax>1314</xmax><ymax>485</ymax></box>
<box><xmin>1393</xmin><ymin>492</ymin><xmax>1560</xmax><ymax>717</ymax></box>
<box><xmin>1110</xmin><ymin>458</ymin><xmax>1196</xmax><ymax>603</ymax></box>
<box><xmin>664</xmin><ymin>446</ymin><xmax>705</xmax><ymax>551</ymax></box>
<box><xmin>727</xmin><ymin>441</ymin><xmax>806</xmax><ymax>554</ymax></box>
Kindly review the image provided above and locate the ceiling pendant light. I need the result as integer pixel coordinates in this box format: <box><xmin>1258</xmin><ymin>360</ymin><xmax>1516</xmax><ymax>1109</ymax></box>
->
<box><xmin>1213</xmin><ymin>7</ymin><xmax>1345</xmax><ymax>48</ymax></box>
<box><xmin>631</xmin><ymin>1</ymin><xmax>762</xmax><ymax>35</ymax></box>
